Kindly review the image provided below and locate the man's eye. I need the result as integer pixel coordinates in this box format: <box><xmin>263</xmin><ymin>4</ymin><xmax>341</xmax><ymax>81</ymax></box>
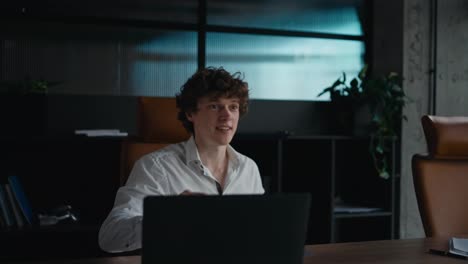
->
<box><xmin>208</xmin><ymin>104</ymin><xmax>218</xmax><ymax>110</ymax></box>
<box><xmin>229</xmin><ymin>105</ymin><xmax>239</xmax><ymax>111</ymax></box>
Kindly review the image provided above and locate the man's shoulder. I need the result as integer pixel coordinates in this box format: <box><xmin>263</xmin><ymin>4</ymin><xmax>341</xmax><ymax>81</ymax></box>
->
<box><xmin>229</xmin><ymin>145</ymin><xmax>258</xmax><ymax>167</ymax></box>
<box><xmin>142</xmin><ymin>142</ymin><xmax>185</xmax><ymax>163</ymax></box>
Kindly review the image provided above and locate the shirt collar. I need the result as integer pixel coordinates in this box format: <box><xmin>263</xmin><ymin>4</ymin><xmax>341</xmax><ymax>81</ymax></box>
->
<box><xmin>185</xmin><ymin>136</ymin><xmax>202</xmax><ymax>165</ymax></box>
<box><xmin>226</xmin><ymin>144</ymin><xmax>240</xmax><ymax>171</ymax></box>
<box><xmin>184</xmin><ymin>136</ymin><xmax>240</xmax><ymax>170</ymax></box>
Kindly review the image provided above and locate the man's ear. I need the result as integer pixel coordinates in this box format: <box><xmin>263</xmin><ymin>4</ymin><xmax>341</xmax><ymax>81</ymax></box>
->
<box><xmin>186</xmin><ymin>112</ymin><xmax>193</xmax><ymax>122</ymax></box>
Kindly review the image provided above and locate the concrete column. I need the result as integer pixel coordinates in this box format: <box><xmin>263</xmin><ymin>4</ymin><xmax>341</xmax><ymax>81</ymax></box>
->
<box><xmin>400</xmin><ymin>0</ymin><xmax>468</xmax><ymax>238</ymax></box>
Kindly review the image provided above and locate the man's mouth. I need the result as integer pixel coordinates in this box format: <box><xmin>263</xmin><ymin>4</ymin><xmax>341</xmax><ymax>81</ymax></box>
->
<box><xmin>216</xmin><ymin>125</ymin><xmax>232</xmax><ymax>131</ymax></box>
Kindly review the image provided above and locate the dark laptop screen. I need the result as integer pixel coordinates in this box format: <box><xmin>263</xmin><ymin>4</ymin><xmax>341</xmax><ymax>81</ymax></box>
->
<box><xmin>142</xmin><ymin>193</ymin><xmax>310</xmax><ymax>264</ymax></box>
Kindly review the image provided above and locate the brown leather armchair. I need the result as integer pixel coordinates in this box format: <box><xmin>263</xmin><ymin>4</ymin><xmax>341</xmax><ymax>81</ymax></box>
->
<box><xmin>137</xmin><ymin>97</ymin><xmax>189</xmax><ymax>143</ymax></box>
<box><xmin>412</xmin><ymin>115</ymin><xmax>468</xmax><ymax>237</ymax></box>
<box><xmin>120</xmin><ymin>97</ymin><xmax>190</xmax><ymax>186</ymax></box>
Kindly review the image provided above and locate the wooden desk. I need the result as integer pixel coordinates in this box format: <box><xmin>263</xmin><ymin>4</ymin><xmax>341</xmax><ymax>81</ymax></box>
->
<box><xmin>4</xmin><ymin>237</ymin><xmax>464</xmax><ymax>264</ymax></box>
<box><xmin>303</xmin><ymin>237</ymin><xmax>461</xmax><ymax>264</ymax></box>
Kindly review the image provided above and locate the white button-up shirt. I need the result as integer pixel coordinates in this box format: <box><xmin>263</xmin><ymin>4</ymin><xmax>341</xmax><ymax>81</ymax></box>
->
<box><xmin>98</xmin><ymin>136</ymin><xmax>264</xmax><ymax>253</ymax></box>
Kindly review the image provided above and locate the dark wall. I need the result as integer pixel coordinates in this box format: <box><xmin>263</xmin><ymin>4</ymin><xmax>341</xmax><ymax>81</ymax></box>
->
<box><xmin>46</xmin><ymin>95</ymin><xmax>138</xmax><ymax>136</ymax></box>
<box><xmin>371</xmin><ymin>0</ymin><xmax>404</xmax><ymax>76</ymax></box>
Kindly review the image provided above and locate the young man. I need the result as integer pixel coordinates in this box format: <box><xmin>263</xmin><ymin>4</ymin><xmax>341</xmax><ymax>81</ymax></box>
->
<box><xmin>98</xmin><ymin>67</ymin><xmax>264</xmax><ymax>253</ymax></box>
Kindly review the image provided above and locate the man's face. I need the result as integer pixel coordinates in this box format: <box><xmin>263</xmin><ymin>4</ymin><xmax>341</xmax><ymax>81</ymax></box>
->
<box><xmin>187</xmin><ymin>96</ymin><xmax>240</xmax><ymax>147</ymax></box>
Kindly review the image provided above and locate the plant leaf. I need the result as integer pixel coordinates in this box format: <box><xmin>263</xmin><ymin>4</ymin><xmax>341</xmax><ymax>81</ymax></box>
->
<box><xmin>379</xmin><ymin>170</ymin><xmax>390</xmax><ymax>179</ymax></box>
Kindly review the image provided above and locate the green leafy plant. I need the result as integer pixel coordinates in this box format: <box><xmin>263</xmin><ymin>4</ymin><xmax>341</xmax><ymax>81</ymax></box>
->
<box><xmin>319</xmin><ymin>65</ymin><xmax>410</xmax><ymax>179</ymax></box>
<box><xmin>0</xmin><ymin>78</ymin><xmax>61</xmax><ymax>94</ymax></box>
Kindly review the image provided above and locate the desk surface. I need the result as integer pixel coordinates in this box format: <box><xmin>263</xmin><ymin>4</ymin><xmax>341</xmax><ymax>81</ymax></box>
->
<box><xmin>5</xmin><ymin>237</ymin><xmax>465</xmax><ymax>264</ymax></box>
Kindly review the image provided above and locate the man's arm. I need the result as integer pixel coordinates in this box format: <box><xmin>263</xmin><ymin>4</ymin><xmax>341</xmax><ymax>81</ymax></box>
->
<box><xmin>98</xmin><ymin>186</ymin><xmax>145</xmax><ymax>252</ymax></box>
<box><xmin>251</xmin><ymin>162</ymin><xmax>265</xmax><ymax>194</ymax></box>
<box><xmin>98</xmin><ymin>155</ymin><xmax>168</xmax><ymax>253</ymax></box>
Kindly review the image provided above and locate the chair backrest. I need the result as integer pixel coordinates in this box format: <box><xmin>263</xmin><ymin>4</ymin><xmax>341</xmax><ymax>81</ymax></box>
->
<box><xmin>137</xmin><ymin>97</ymin><xmax>190</xmax><ymax>143</ymax></box>
<box><xmin>412</xmin><ymin>115</ymin><xmax>468</xmax><ymax>237</ymax></box>
<box><xmin>120</xmin><ymin>141</ymin><xmax>169</xmax><ymax>186</ymax></box>
<box><xmin>120</xmin><ymin>97</ymin><xmax>190</xmax><ymax>186</ymax></box>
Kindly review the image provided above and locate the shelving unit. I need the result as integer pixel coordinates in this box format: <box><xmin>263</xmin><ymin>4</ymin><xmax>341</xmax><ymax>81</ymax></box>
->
<box><xmin>0</xmin><ymin>136</ymin><xmax>124</xmax><ymax>260</ymax></box>
<box><xmin>232</xmin><ymin>133</ymin><xmax>399</xmax><ymax>244</ymax></box>
<box><xmin>0</xmin><ymin>225</ymin><xmax>104</xmax><ymax>260</ymax></box>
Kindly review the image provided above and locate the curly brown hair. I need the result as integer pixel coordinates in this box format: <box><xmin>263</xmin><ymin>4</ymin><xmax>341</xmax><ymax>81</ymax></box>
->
<box><xmin>176</xmin><ymin>67</ymin><xmax>249</xmax><ymax>134</ymax></box>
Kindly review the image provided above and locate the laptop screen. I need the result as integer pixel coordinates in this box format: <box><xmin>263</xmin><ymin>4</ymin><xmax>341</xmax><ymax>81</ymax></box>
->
<box><xmin>142</xmin><ymin>193</ymin><xmax>310</xmax><ymax>264</ymax></box>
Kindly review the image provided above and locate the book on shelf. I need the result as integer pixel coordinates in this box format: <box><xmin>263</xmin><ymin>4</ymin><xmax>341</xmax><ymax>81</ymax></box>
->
<box><xmin>8</xmin><ymin>175</ymin><xmax>34</xmax><ymax>225</ymax></box>
<box><xmin>0</xmin><ymin>184</ymin><xmax>15</xmax><ymax>228</ymax></box>
<box><xmin>333</xmin><ymin>203</ymin><xmax>383</xmax><ymax>214</ymax></box>
<box><xmin>0</xmin><ymin>212</ymin><xmax>4</xmax><ymax>228</ymax></box>
<box><xmin>4</xmin><ymin>183</ymin><xmax>25</xmax><ymax>228</ymax></box>
<box><xmin>449</xmin><ymin>237</ymin><xmax>468</xmax><ymax>257</ymax></box>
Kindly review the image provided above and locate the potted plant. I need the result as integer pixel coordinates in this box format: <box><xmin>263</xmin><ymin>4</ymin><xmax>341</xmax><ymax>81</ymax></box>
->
<box><xmin>0</xmin><ymin>78</ymin><xmax>61</xmax><ymax>138</ymax></box>
<box><xmin>318</xmin><ymin>65</ymin><xmax>410</xmax><ymax>179</ymax></box>
<box><xmin>0</xmin><ymin>78</ymin><xmax>61</xmax><ymax>94</ymax></box>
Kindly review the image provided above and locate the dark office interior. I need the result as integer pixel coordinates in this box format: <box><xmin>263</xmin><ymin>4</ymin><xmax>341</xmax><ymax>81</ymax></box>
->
<box><xmin>1</xmin><ymin>0</ymin><xmax>467</xmax><ymax>261</ymax></box>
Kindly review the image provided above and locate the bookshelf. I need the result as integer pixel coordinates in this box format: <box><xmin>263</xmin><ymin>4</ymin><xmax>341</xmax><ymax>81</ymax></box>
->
<box><xmin>0</xmin><ymin>132</ymin><xmax>399</xmax><ymax>259</ymax></box>
<box><xmin>0</xmin><ymin>136</ymin><xmax>123</xmax><ymax>260</ymax></box>
<box><xmin>0</xmin><ymin>176</ymin><xmax>34</xmax><ymax>230</ymax></box>
<box><xmin>231</xmin><ymin>133</ymin><xmax>399</xmax><ymax>244</ymax></box>
<box><xmin>0</xmin><ymin>225</ymin><xmax>104</xmax><ymax>260</ymax></box>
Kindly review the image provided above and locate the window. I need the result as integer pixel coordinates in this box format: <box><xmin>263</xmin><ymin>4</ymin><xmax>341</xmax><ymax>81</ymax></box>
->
<box><xmin>207</xmin><ymin>33</ymin><xmax>364</xmax><ymax>101</ymax></box>
<box><xmin>206</xmin><ymin>0</ymin><xmax>365</xmax><ymax>101</ymax></box>
<box><xmin>1</xmin><ymin>0</ymin><xmax>366</xmax><ymax>100</ymax></box>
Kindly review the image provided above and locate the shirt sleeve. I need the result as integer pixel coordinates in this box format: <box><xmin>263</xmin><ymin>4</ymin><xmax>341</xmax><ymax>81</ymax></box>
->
<box><xmin>98</xmin><ymin>155</ymin><xmax>168</xmax><ymax>253</ymax></box>
<box><xmin>251</xmin><ymin>162</ymin><xmax>265</xmax><ymax>194</ymax></box>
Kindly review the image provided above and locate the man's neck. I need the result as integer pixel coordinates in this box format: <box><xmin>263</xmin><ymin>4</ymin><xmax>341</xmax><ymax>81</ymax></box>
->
<box><xmin>195</xmin><ymin>139</ymin><xmax>229</xmax><ymax>185</ymax></box>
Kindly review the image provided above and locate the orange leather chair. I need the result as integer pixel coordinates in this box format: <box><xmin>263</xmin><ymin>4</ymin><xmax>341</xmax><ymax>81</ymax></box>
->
<box><xmin>412</xmin><ymin>115</ymin><xmax>468</xmax><ymax>237</ymax></box>
<box><xmin>137</xmin><ymin>97</ymin><xmax>190</xmax><ymax>143</ymax></box>
<box><xmin>120</xmin><ymin>97</ymin><xmax>190</xmax><ymax>186</ymax></box>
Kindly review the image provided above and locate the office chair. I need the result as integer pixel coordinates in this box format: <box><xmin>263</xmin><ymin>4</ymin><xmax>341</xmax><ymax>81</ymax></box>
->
<box><xmin>412</xmin><ymin>115</ymin><xmax>468</xmax><ymax>237</ymax></box>
<box><xmin>120</xmin><ymin>97</ymin><xmax>190</xmax><ymax>185</ymax></box>
<box><xmin>137</xmin><ymin>97</ymin><xmax>190</xmax><ymax>143</ymax></box>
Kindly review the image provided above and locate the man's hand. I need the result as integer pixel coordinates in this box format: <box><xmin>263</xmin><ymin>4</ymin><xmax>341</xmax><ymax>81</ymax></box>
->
<box><xmin>179</xmin><ymin>190</ymin><xmax>206</xmax><ymax>196</ymax></box>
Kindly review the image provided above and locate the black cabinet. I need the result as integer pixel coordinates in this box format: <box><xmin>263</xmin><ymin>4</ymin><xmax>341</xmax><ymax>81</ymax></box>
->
<box><xmin>0</xmin><ymin>136</ymin><xmax>122</xmax><ymax>225</ymax></box>
<box><xmin>231</xmin><ymin>133</ymin><xmax>285</xmax><ymax>193</ymax></box>
<box><xmin>331</xmin><ymin>137</ymin><xmax>397</xmax><ymax>243</ymax></box>
<box><xmin>232</xmin><ymin>134</ymin><xmax>398</xmax><ymax>244</ymax></box>
<box><xmin>0</xmin><ymin>225</ymin><xmax>104</xmax><ymax>260</ymax></box>
<box><xmin>0</xmin><ymin>136</ymin><xmax>123</xmax><ymax>260</ymax></box>
<box><xmin>0</xmin><ymin>133</ymin><xmax>398</xmax><ymax>260</ymax></box>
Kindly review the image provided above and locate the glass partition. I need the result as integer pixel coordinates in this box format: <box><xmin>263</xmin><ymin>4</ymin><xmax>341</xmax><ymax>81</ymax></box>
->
<box><xmin>207</xmin><ymin>32</ymin><xmax>365</xmax><ymax>101</ymax></box>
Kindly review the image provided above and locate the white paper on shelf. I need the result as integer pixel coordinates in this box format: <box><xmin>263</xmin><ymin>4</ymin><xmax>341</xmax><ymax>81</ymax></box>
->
<box><xmin>74</xmin><ymin>129</ymin><xmax>128</xmax><ymax>137</ymax></box>
<box><xmin>334</xmin><ymin>204</ymin><xmax>382</xmax><ymax>213</ymax></box>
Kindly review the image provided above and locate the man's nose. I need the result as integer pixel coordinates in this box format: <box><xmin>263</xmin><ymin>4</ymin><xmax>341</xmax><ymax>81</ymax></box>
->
<box><xmin>218</xmin><ymin>105</ymin><xmax>231</xmax><ymax>117</ymax></box>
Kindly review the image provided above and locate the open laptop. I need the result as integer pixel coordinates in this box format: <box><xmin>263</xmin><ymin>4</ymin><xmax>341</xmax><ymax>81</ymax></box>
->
<box><xmin>142</xmin><ymin>193</ymin><xmax>311</xmax><ymax>264</ymax></box>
